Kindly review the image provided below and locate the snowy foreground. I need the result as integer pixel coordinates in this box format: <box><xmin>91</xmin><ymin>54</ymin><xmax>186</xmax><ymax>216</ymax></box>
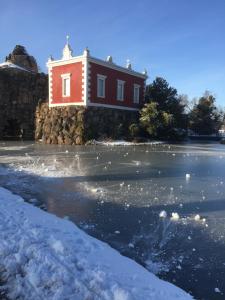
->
<box><xmin>0</xmin><ymin>187</ymin><xmax>192</xmax><ymax>300</ymax></box>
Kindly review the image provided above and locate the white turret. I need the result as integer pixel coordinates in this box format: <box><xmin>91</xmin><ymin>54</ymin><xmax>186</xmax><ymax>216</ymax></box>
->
<box><xmin>106</xmin><ymin>55</ymin><xmax>113</xmax><ymax>63</ymax></box>
<box><xmin>48</xmin><ymin>55</ymin><xmax>54</xmax><ymax>63</ymax></box>
<box><xmin>83</xmin><ymin>47</ymin><xmax>90</xmax><ymax>57</ymax></box>
<box><xmin>143</xmin><ymin>69</ymin><xmax>148</xmax><ymax>76</ymax></box>
<box><xmin>126</xmin><ymin>59</ymin><xmax>132</xmax><ymax>70</ymax></box>
<box><xmin>62</xmin><ymin>35</ymin><xmax>73</xmax><ymax>60</ymax></box>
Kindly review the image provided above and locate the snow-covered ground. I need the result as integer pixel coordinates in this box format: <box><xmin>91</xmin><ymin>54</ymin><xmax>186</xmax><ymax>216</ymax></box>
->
<box><xmin>0</xmin><ymin>187</ymin><xmax>192</xmax><ymax>300</ymax></box>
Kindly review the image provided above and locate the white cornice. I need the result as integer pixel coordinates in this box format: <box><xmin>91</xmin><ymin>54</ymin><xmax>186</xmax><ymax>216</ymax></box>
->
<box><xmin>47</xmin><ymin>55</ymin><xmax>147</xmax><ymax>79</ymax></box>
<box><xmin>46</xmin><ymin>56</ymin><xmax>85</xmax><ymax>68</ymax></box>
<box><xmin>88</xmin><ymin>56</ymin><xmax>147</xmax><ymax>79</ymax></box>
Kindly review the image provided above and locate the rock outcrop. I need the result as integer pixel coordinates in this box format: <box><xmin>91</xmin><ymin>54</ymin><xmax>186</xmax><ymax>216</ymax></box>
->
<box><xmin>5</xmin><ymin>45</ymin><xmax>38</xmax><ymax>73</ymax></box>
<box><xmin>0</xmin><ymin>45</ymin><xmax>48</xmax><ymax>139</ymax></box>
<box><xmin>35</xmin><ymin>104</ymin><xmax>139</xmax><ymax>144</ymax></box>
<box><xmin>0</xmin><ymin>68</ymin><xmax>48</xmax><ymax>139</ymax></box>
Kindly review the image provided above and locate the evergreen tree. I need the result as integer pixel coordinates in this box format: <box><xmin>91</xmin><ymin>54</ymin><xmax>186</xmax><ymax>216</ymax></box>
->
<box><xmin>189</xmin><ymin>92</ymin><xmax>223</xmax><ymax>135</ymax></box>
<box><xmin>140</xmin><ymin>77</ymin><xmax>186</xmax><ymax>139</ymax></box>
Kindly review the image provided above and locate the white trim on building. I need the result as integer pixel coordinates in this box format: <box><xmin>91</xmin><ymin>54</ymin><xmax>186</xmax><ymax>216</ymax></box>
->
<box><xmin>82</xmin><ymin>57</ymin><xmax>88</xmax><ymax>105</ymax></box>
<box><xmin>48</xmin><ymin>66</ymin><xmax>53</xmax><ymax>104</ymax></box>
<box><xmin>133</xmin><ymin>84</ymin><xmax>140</xmax><ymax>104</ymax></box>
<box><xmin>117</xmin><ymin>80</ymin><xmax>125</xmax><ymax>101</ymax></box>
<box><xmin>97</xmin><ymin>74</ymin><xmax>107</xmax><ymax>98</ymax></box>
<box><xmin>47</xmin><ymin>56</ymin><xmax>147</xmax><ymax>80</ymax></box>
<box><xmin>49</xmin><ymin>102</ymin><xmax>85</xmax><ymax>107</ymax></box>
<box><xmin>88</xmin><ymin>56</ymin><xmax>147</xmax><ymax>79</ymax></box>
<box><xmin>61</xmin><ymin>73</ymin><xmax>71</xmax><ymax>97</ymax></box>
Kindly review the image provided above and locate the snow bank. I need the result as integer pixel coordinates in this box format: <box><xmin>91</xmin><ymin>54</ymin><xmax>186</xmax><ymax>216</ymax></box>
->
<box><xmin>0</xmin><ymin>187</ymin><xmax>192</xmax><ymax>300</ymax></box>
<box><xmin>91</xmin><ymin>140</ymin><xmax>163</xmax><ymax>146</ymax></box>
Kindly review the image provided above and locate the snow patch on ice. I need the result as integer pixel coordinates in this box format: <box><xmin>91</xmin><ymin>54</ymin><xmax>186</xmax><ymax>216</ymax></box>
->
<box><xmin>0</xmin><ymin>145</ymin><xmax>31</xmax><ymax>151</ymax></box>
<box><xmin>92</xmin><ymin>140</ymin><xmax>164</xmax><ymax>146</ymax></box>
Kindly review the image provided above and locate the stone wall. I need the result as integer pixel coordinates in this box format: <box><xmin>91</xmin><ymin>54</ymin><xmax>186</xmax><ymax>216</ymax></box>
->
<box><xmin>0</xmin><ymin>68</ymin><xmax>48</xmax><ymax>139</ymax></box>
<box><xmin>35</xmin><ymin>103</ymin><xmax>139</xmax><ymax>145</ymax></box>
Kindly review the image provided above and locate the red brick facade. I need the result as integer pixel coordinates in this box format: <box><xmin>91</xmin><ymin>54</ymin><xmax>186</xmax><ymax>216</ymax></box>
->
<box><xmin>89</xmin><ymin>62</ymin><xmax>145</xmax><ymax>109</ymax></box>
<box><xmin>47</xmin><ymin>44</ymin><xmax>147</xmax><ymax>110</ymax></box>
<box><xmin>50</xmin><ymin>62</ymin><xmax>83</xmax><ymax>105</ymax></box>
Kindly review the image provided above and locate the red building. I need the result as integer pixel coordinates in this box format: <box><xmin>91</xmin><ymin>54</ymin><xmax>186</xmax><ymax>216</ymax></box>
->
<box><xmin>47</xmin><ymin>38</ymin><xmax>148</xmax><ymax>111</ymax></box>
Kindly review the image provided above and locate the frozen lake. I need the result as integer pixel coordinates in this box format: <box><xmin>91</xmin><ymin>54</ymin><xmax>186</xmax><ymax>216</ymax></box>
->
<box><xmin>1</xmin><ymin>141</ymin><xmax>225</xmax><ymax>300</ymax></box>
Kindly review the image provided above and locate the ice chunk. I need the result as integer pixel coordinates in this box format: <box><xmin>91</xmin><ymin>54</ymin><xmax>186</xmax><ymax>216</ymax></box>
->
<box><xmin>194</xmin><ymin>214</ymin><xmax>201</xmax><ymax>221</ymax></box>
<box><xmin>159</xmin><ymin>210</ymin><xmax>167</xmax><ymax>218</ymax></box>
<box><xmin>171</xmin><ymin>212</ymin><xmax>180</xmax><ymax>220</ymax></box>
<box><xmin>29</xmin><ymin>198</ymin><xmax>38</xmax><ymax>204</ymax></box>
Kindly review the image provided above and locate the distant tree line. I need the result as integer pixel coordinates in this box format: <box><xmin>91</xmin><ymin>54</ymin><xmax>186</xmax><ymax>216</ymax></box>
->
<box><xmin>129</xmin><ymin>77</ymin><xmax>224</xmax><ymax>140</ymax></box>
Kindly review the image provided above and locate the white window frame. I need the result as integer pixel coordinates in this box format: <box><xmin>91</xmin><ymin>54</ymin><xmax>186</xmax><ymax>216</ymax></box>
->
<box><xmin>61</xmin><ymin>73</ymin><xmax>71</xmax><ymax>97</ymax></box>
<box><xmin>133</xmin><ymin>84</ymin><xmax>140</xmax><ymax>103</ymax></box>
<box><xmin>97</xmin><ymin>74</ymin><xmax>107</xmax><ymax>98</ymax></box>
<box><xmin>117</xmin><ymin>79</ymin><xmax>125</xmax><ymax>101</ymax></box>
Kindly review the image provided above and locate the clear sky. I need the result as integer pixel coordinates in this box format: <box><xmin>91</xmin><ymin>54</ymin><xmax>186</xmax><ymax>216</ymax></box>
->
<box><xmin>1</xmin><ymin>0</ymin><xmax>225</xmax><ymax>105</ymax></box>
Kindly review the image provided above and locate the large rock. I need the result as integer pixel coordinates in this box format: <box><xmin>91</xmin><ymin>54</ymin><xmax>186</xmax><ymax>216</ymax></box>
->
<box><xmin>5</xmin><ymin>45</ymin><xmax>38</xmax><ymax>73</ymax></box>
<box><xmin>35</xmin><ymin>104</ymin><xmax>139</xmax><ymax>145</ymax></box>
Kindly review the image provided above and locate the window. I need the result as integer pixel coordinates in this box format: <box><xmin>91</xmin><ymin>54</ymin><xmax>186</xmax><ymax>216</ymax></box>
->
<box><xmin>61</xmin><ymin>73</ymin><xmax>71</xmax><ymax>97</ymax></box>
<box><xmin>133</xmin><ymin>84</ymin><xmax>140</xmax><ymax>103</ymax></box>
<box><xmin>117</xmin><ymin>80</ymin><xmax>125</xmax><ymax>101</ymax></box>
<box><xmin>97</xmin><ymin>74</ymin><xmax>106</xmax><ymax>98</ymax></box>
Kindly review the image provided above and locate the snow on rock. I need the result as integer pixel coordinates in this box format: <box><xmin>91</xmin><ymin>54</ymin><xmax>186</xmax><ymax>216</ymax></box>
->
<box><xmin>0</xmin><ymin>61</ymin><xmax>31</xmax><ymax>72</ymax></box>
<box><xmin>0</xmin><ymin>187</ymin><xmax>192</xmax><ymax>300</ymax></box>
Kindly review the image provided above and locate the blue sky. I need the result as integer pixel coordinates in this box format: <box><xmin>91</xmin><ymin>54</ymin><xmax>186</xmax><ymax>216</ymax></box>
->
<box><xmin>1</xmin><ymin>0</ymin><xmax>225</xmax><ymax>105</ymax></box>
